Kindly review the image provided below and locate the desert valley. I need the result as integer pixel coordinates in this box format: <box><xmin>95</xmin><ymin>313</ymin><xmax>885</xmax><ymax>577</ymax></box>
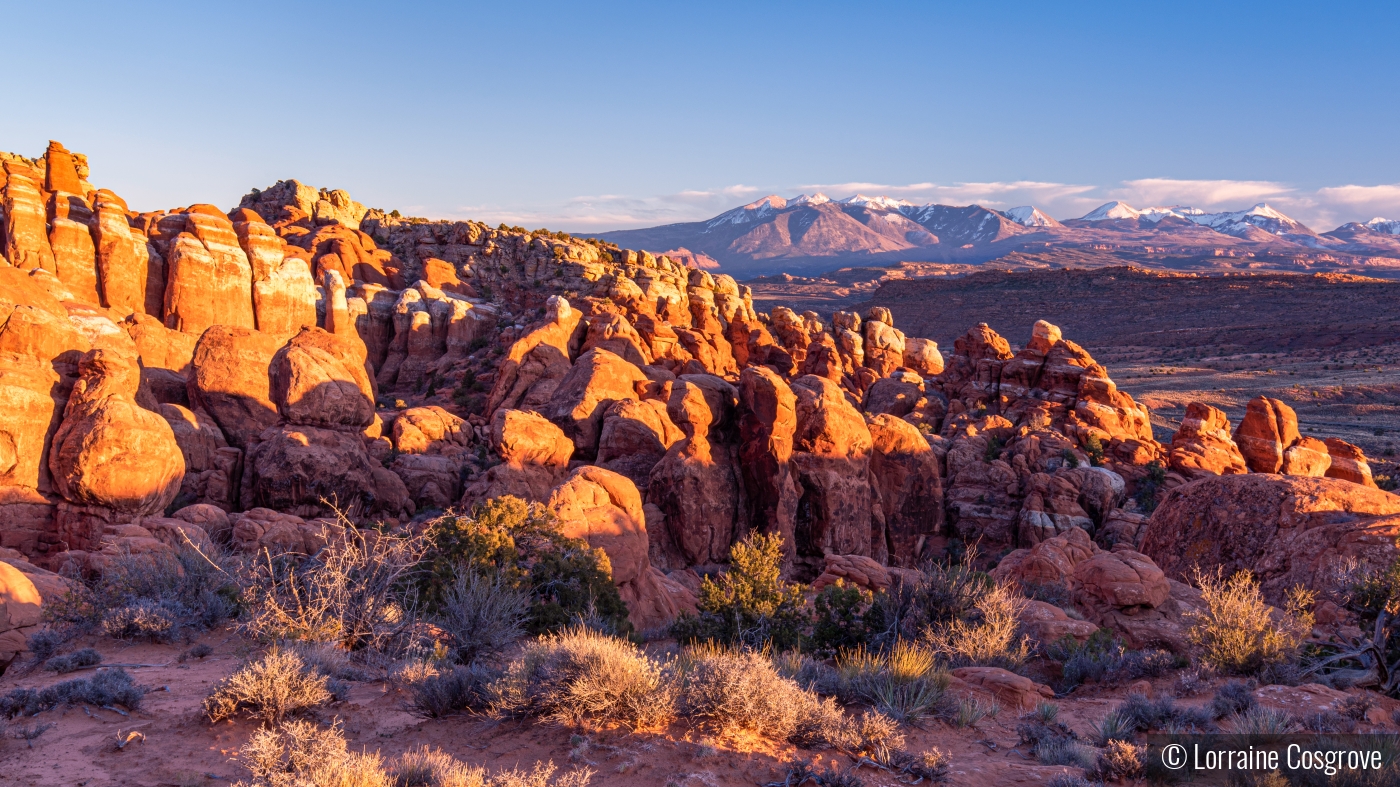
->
<box><xmin>3</xmin><ymin>139</ymin><xmax>1400</xmax><ymax>787</ymax></box>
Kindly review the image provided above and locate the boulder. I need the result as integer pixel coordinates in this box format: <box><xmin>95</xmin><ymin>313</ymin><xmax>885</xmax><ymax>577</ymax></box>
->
<box><xmin>1282</xmin><ymin>436</ymin><xmax>1332</xmax><ymax>478</ymax></box>
<box><xmin>1141</xmin><ymin>474</ymin><xmax>1400</xmax><ymax>607</ymax></box>
<box><xmin>992</xmin><ymin>526</ymin><xmax>1100</xmax><ymax>588</ymax></box>
<box><xmin>393</xmin><ymin>406</ymin><xmax>469</xmax><ymax>455</ymax></box>
<box><xmin>595</xmin><ymin>398</ymin><xmax>683</xmax><ymax>494</ymax></box>
<box><xmin>230</xmin><ymin>508</ymin><xmax>341</xmax><ymax>555</ymax></box>
<box><xmin>863</xmin><ymin>372</ymin><xmax>923</xmax><ymax>418</ymax></box>
<box><xmin>171</xmin><ymin>503</ymin><xmax>233</xmax><ymax>545</ymax></box>
<box><xmin>542</xmin><ymin>348</ymin><xmax>648</xmax><ymax>460</ymax></box>
<box><xmin>547</xmin><ymin>466</ymin><xmax>648</xmax><ymax>587</ymax></box>
<box><xmin>188</xmin><ymin>325</ymin><xmax>283</xmax><ymax>449</ymax></box>
<box><xmin>810</xmin><ymin>553</ymin><xmax>891</xmax><ymax>592</ymax></box>
<box><xmin>867</xmin><ymin>414</ymin><xmax>943</xmax><ymax>566</ymax></box>
<box><xmin>242</xmin><ymin>425</ymin><xmax>378</xmax><ymax>517</ymax></box>
<box><xmin>902</xmin><ymin>337</ymin><xmax>944</xmax><ymax>376</ymax></box>
<box><xmin>0</xmin><ymin>561</ymin><xmax>43</xmax><ymax>672</ymax></box>
<box><xmin>1324</xmin><ymin>438</ymin><xmax>1377</xmax><ymax>488</ymax></box>
<box><xmin>1234</xmin><ymin>396</ymin><xmax>1300</xmax><ymax>474</ymax></box>
<box><xmin>950</xmin><ymin>667</ymin><xmax>1054</xmax><ymax>711</ymax></box>
<box><xmin>269</xmin><ymin>327</ymin><xmax>375</xmax><ymax>432</ymax></box>
<box><xmin>1019</xmin><ymin>600</ymin><xmax>1099</xmax><ymax>645</ymax></box>
<box><xmin>462</xmin><ymin>409</ymin><xmax>573</xmax><ymax>504</ymax></box>
<box><xmin>1072</xmin><ymin>549</ymin><xmax>1171</xmax><ymax>611</ymax></box>
<box><xmin>48</xmin><ymin>349</ymin><xmax>184</xmax><ymax>515</ymax></box>
<box><xmin>1168</xmin><ymin>402</ymin><xmax>1247</xmax><ymax>478</ymax></box>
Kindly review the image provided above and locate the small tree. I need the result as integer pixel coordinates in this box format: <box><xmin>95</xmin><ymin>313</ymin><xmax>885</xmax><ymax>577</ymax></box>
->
<box><xmin>672</xmin><ymin>533</ymin><xmax>807</xmax><ymax>649</ymax></box>
<box><xmin>420</xmin><ymin>497</ymin><xmax>631</xmax><ymax>636</ymax></box>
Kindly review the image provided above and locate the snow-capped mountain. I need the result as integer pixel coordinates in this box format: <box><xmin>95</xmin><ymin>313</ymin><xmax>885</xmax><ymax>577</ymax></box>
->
<box><xmin>1077</xmin><ymin>201</ymin><xmax>1316</xmax><ymax>241</ymax></box>
<box><xmin>1081</xmin><ymin>201</ymin><xmax>1142</xmax><ymax>221</ymax></box>
<box><xmin>594</xmin><ymin>193</ymin><xmax>1400</xmax><ymax>278</ymax></box>
<box><xmin>1001</xmin><ymin>206</ymin><xmax>1060</xmax><ymax>228</ymax></box>
<box><xmin>839</xmin><ymin>194</ymin><xmax>916</xmax><ymax>211</ymax></box>
<box><xmin>1364</xmin><ymin>217</ymin><xmax>1400</xmax><ymax>235</ymax></box>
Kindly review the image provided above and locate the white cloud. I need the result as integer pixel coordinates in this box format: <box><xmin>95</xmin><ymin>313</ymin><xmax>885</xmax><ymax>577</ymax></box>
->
<box><xmin>1112</xmin><ymin>178</ymin><xmax>1292</xmax><ymax>208</ymax></box>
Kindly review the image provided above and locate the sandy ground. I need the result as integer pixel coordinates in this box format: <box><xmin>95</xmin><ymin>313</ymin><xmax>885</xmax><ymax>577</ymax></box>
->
<box><xmin>6</xmin><ymin>631</ymin><xmax>1400</xmax><ymax>787</ymax></box>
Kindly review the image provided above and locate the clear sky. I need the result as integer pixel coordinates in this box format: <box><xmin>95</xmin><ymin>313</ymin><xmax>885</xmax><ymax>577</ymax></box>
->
<box><xmin>4</xmin><ymin>1</ymin><xmax>1398</xmax><ymax>231</ymax></box>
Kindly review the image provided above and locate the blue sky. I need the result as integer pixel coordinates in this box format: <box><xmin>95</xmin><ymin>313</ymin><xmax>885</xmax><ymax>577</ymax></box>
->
<box><xmin>4</xmin><ymin>1</ymin><xmax>1398</xmax><ymax>230</ymax></box>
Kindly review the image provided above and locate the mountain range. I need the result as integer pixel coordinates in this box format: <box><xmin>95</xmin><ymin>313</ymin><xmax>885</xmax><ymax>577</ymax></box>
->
<box><xmin>592</xmin><ymin>193</ymin><xmax>1400</xmax><ymax>277</ymax></box>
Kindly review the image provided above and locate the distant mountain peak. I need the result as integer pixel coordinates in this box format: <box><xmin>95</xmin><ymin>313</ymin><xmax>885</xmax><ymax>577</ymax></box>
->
<box><xmin>1003</xmin><ymin>206</ymin><xmax>1060</xmax><ymax>227</ymax></box>
<box><xmin>1364</xmin><ymin>217</ymin><xmax>1400</xmax><ymax>234</ymax></box>
<box><xmin>839</xmin><ymin>194</ymin><xmax>916</xmax><ymax>210</ymax></box>
<box><xmin>1081</xmin><ymin>201</ymin><xmax>1141</xmax><ymax>221</ymax></box>
<box><xmin>790</xmin><ymin>192</ymin><xmax>831</xmax><ymax>206</ymax></box>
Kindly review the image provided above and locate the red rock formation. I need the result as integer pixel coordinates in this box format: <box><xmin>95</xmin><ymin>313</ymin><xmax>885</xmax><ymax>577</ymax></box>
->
<box><xmin>1140</xmin><ymin>474</ymin><xmax>1400</xmax><ymax>606</ymax></box>
<box><xmin>1324</xmin><ymin>438</ymin><xmax>1377</xmax><ymax>488</ymax></box>
<box><xmin>790</xmin><ymin>375</ymin><xmax>874</xmax><ymax>562</ymax></box>
<box><xmin>541</xmin><ymin>348</ymin><xmax>648</xmax><ymax>460</ymax></box>
<box><xmin>1168</xmin><ymin>401</ymin><xmax>1247</xmax><ymax>478</ymax></box>
<box><xmin>0</xmin><ymin>561</ymin><xmax>42</xmax><ymax>672</ymax></box>
<box><xmin>188</xmin><ymin>326</ymin><xmax>284</xmax><ymax>449</ymax></box>
<box><xmin>269</xmin><ymin>327</ymin><xmax>375</xmax><ymax>432</ymax></box>
<box><xmin>867</xmin><ymin>414</ymin><xmax>943</xmax><ymax>566</ymax></box>
<box><xmin>485</xmin><ymin>296</ymin><xmax>581</xmax><ymax>414</ymax></box>
<box><xmin>596</xmin><ymin>398</ymin><xmax>683</xmax><ymax>494</ymax></box>
<box><xmin>48</xmin><ymin>349</ymin><xmax>184</xmax><ymax>515</ymax></box>
<box><xmin>163</xmin><ymin>207</ymin><xmax>256</xmax><ymax>333</ymax></box>
<box><xmin>1234</xmin><ymin>396</ymin><xmax>1300</xmax><ymax>474</ymax></box>
<box><xmin>3</xmin><ymin>168</ymin><xmax>57</xmax><ymax>273</ymax></box>
<box><xmin>463</xmin><ymin>409</ymin><xmax>573</xmax><ymax>503</ymax></box>
<box><xmin>736</xmin><ymin>366</ymin><xmax>799</xmax><ymax>556</ymax></box>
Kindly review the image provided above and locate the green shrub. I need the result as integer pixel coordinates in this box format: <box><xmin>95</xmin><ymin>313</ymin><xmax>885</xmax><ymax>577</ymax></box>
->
<box><xmin>1084</xmin><ymin>434</ymin><xmax>1106</xmax><ymax>467</ymax></box>
<box><xmin>1134</xmin><ymin>460</ymin><xmax>1167</xmax><ymax>513</ymax></box>
<box><xmin>421</xmin><ymin>498</ymin><xmax>630</xmax><ymax>636</ymax></box>
<box><xmin>1047</xmin><ymin>630</ymin><xmax>1175</xmax><ymax>693</ymax></box>
<box><xmin>808</xmin><ymin>581</ymin><xmax>886</xmax><ymax>656</ymax></box>
<box><xmin>671</xmin><ymin>533</ymin><xmax>806</xmax><ymax>650</ymax></box>
<box><xmin>1</xmin><ymin>668</ymin><xmax>144</xmax><ymax>718</ymax></box>
<box><xmin>46</xmin><ymin>545</ymin><xmax>237</xmax><ymax>642</ymax></box>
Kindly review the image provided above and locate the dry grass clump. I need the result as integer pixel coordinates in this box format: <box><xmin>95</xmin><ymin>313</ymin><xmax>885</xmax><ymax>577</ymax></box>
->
<box><xmin>1187</xmin><ymin>568</ymin><xmax>1314</xmax><ymax>675</ymax></box>
<box><xmin>924</xmin><ymin>582</ymin><xmax>1031</xmax><ymax>669</ymax></box>
<box><xmin>834</xmin><ymin>641</ymin><xmax>951</xmax><ymax>723</ymax></box>
<box><xmin>388</xmin><ymin>746</ymin><xmax>593</xmax><ymax>787</ymax></box>
<box><xmin>407</xmin><ymin>665</ymin><xmax>496</xmax><ymax>718</ymax></box>
<box><xmin>238</xmin><ymin>526</ymin><xmax>426</xmax><ymax>655</ymax></box>
<box><xmin>1089</xmin><ymin>739</ymin><xmax>1145</xmax><ymax>782</ymax></box>
<box><xmin>679</xmin><ymin>645</ymin><xmax>805</xmax><ymax>738</ymax></box>
<box><xmin>235</xmin><ymin>719</ymin><xmax>387</xmax><ymax>787</ymax></box>
<box><xmin>235</xmin><ymin>721</ymin><xmax>593</xmax><ymax>787</ymax></box>
<box><xmin>489</xmin><ymin>626</ymin><xmax>674</xmax><ymax>731</ymax></box>
<box><xmin>205</xmin><ymin>648</ymin><xmax>333</xmax><ymax>724</ymax></box>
